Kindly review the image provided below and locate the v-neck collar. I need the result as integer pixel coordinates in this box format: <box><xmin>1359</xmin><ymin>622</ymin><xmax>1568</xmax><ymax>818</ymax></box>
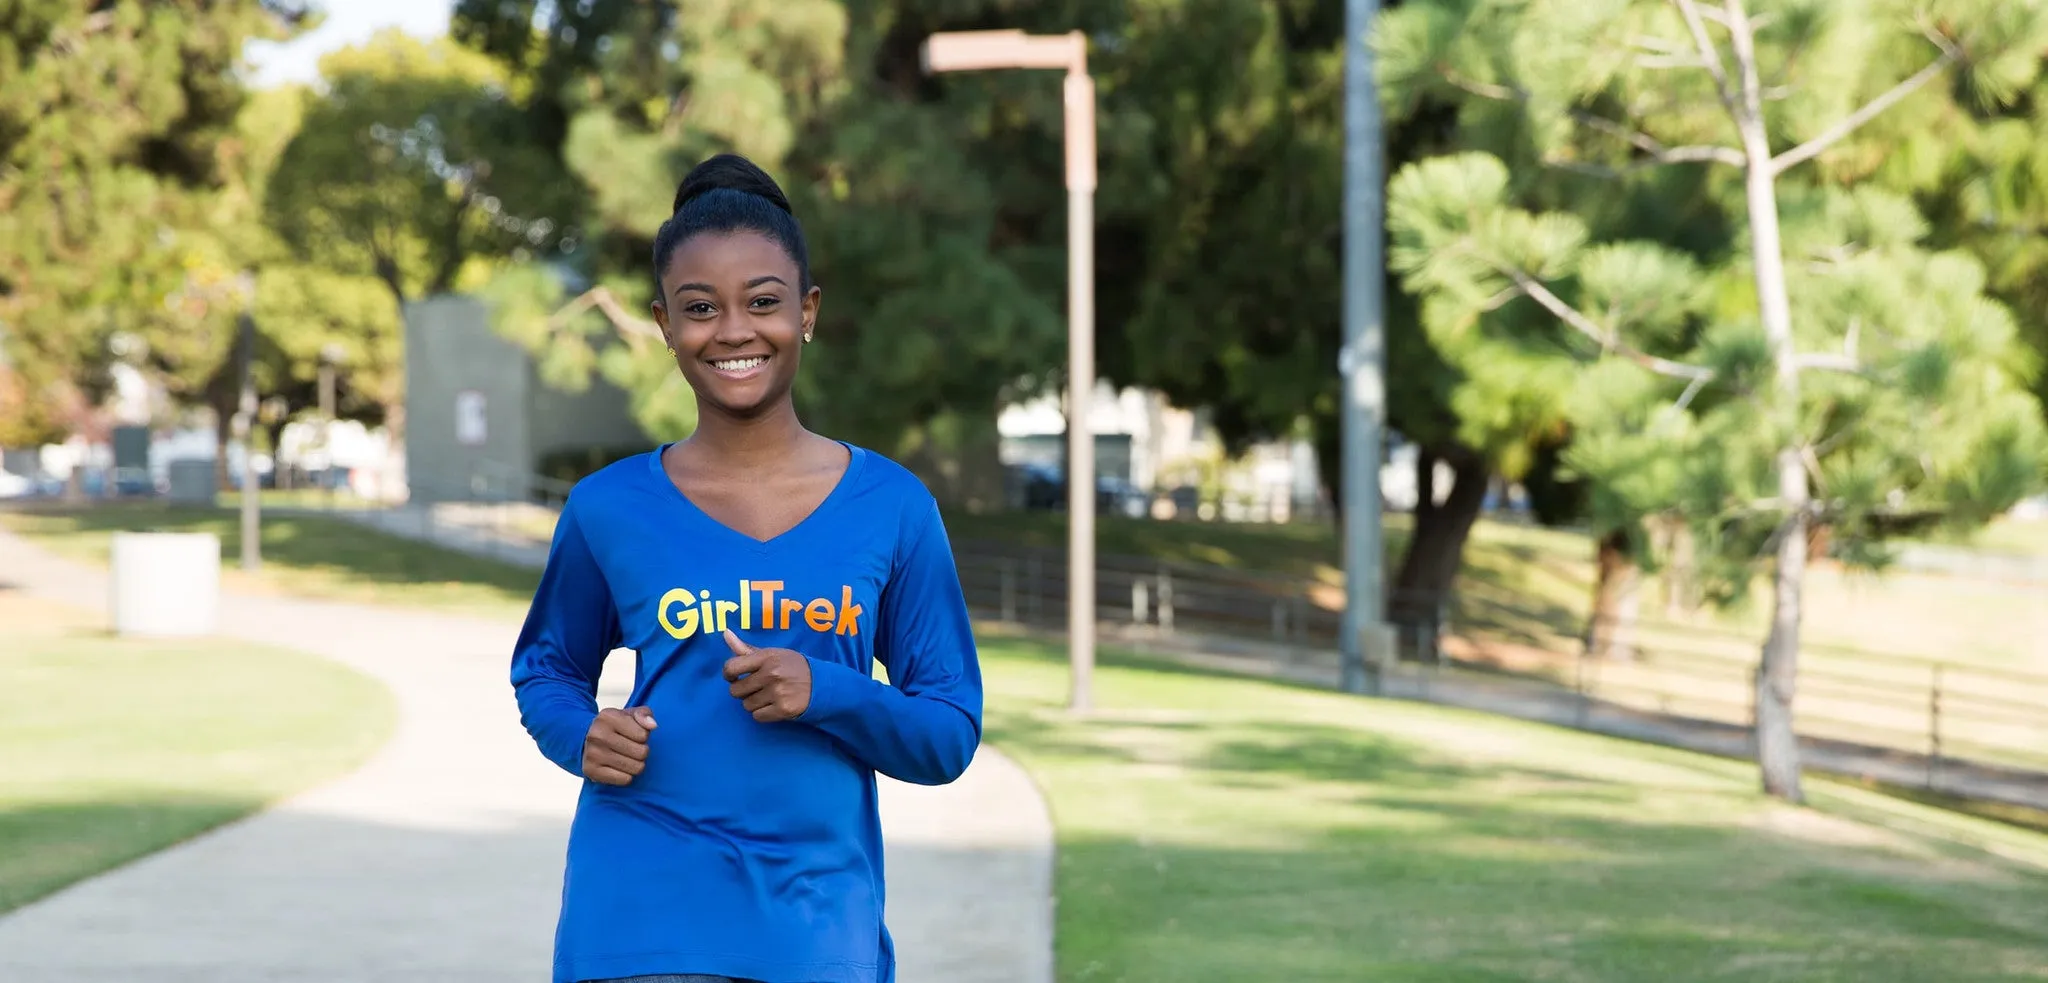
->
<box><xmin>647</xmin><ymin>440</ymin><xmax>866</xmax><ymax>553</ymax></box>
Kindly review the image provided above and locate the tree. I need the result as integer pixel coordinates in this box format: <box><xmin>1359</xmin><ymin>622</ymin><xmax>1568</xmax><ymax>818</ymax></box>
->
<box><xmin>265</xmin><ymin>29</ymin><xmax>580</xmax><ymax>439</ymax></box>
<box><xmin>1897</xmin><ymin>59</ymin><xmax>2048</xmax><ymax>435</ymax></box>
<box><xmin>1073</xmin><ymin>0</ymin><xmax>1577</xmax><ymax>630</ymax></box>
<box><xmin>456</xmin><ymin>0</ymin><xmax>1074</xmax><ymax>506</ymax></box>
<box><xmin>1380</xmin><ymin>0</ymin><xmax>2048</xmax><ymax>801</ymax></box>
<box><xmin>0</xmin><ymin>1</ymin><xmax>312</xmax><ymax>447</ymax></box>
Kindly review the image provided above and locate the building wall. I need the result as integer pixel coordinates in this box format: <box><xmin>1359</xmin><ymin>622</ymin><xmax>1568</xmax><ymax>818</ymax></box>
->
<box><xmin>525</xmin><ymin>355</ymin><xmax>653</xmax><ymax>461</ymax></box>
<box><xmin>406</xmin><ymin>295</ymin><xmax>661</xmax><ymax>502</ymax></box>
<box><xmin>403</xmin><ymin>295</ymin><xmax>533</xmax><ymax>503</ymax></box>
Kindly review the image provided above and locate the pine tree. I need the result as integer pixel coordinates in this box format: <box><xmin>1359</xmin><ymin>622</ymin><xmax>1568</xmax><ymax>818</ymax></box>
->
<box><xmin>1378</xmin><ymin>0</ymin><xmax>2048</xmax><ymax>801</ymax></box>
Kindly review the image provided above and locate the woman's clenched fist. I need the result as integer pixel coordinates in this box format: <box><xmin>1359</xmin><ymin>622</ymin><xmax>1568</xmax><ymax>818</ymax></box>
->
<box><xmin>583</xmin><ymin>706</ymin><xmax>658</xmax><ymax>785</ymax></box>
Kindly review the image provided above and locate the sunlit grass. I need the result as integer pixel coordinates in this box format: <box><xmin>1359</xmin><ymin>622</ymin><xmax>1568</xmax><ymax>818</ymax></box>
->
<box><xmin>0</xmin><ymin>595</ymin><xmax>394</xmax><ymax>912</ymax></box>
<box><xmin>981</xmin><ymin>637</ymin><xmax>2048</xmax><ymax>982</ymax></box>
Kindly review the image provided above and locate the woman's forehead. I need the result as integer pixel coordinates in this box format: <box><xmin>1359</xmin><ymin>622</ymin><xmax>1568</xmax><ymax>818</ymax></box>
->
<box><xmin>663</xmin><ymin>229</ymin><xmax>795</xmax><ymax>276</ymax></box>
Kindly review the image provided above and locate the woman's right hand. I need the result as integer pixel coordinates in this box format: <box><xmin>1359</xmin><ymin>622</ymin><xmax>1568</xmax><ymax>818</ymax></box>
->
<box><xmin>583</xmin><ymin>706</ymin><xmax>658</xmax><ymax>785</ymax></box>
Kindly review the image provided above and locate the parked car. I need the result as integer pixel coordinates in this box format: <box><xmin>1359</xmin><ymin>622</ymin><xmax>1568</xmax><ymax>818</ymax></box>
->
<box><xmin>1005</xmin><ymin>463</ymin><xmax>1150</xmax><ymax>517</ymax></box>
<box><xmin>1096</xmin><ymin>476</ymin><xmax>1149</xmax><ymax>518</ymax></box>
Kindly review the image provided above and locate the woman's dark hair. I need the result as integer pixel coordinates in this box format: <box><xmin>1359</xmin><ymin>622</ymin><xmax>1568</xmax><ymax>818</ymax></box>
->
<box><xmin>651</xmin><ymin>153</ymin><xmax>812</xmax><ymax>294</ymax></box>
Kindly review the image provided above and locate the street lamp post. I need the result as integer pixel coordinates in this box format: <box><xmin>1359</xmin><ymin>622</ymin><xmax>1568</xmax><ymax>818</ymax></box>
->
<box><xmin>1341</xmin><ymin>0</ymin><xmax>1395</xmax><ymax>694</ymax></box>
<box><xmin>318</xmin><ymin>342</ymin><xmax>345</xmax><ymax>505</ymax></box>
<box><xmin>234</xmin><ymin>295</ymin><xmax>261</xmax><ymax>573</ymax></box>
<box><xmin>921</xmin><ymin>29</ymin><xmax>1099</xmax><ymax>712</ymax></box>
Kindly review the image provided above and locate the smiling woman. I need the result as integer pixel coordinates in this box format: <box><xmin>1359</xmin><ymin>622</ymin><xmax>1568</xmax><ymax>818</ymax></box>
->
<box><xmin>649</xmin><ymin>155</ymin><xmax>820</xmax><ymax>423</ymax></box>
<box><xmin>508</xmin><ymin>155</ymin><xmax>986</xmax><ymax>983</ymax></box>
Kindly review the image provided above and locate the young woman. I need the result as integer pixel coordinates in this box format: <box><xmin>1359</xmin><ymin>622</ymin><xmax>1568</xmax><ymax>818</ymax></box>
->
<box><xmin>509</xmin><ymin>154</ymin><xmax>984</xmax><ymax>983</ymax></box>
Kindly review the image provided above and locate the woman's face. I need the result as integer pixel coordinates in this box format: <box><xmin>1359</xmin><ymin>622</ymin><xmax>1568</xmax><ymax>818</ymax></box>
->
<box><xmin>651</xmin><ymin>230</ymin><xmax>820</xmax><ymax>421</ymax></box>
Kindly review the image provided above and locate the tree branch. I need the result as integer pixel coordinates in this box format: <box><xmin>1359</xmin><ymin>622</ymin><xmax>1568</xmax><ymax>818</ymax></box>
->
<box><xmin>1768</xmin><ymin>47</ymin><xmax>1958</xmax><ymax>176</ymax></box>
<box><xmin>1791</xmin><ymin>352</ymin><xmax>1862</xmax><ymax>374</ymax></box>
<box><xmin>1674</xmin><ymin>372</ymin><xmax>1711</xmax><ymax>411</ymax></box>
<box><xmin>1496</xmin><ymin>265</ymin><xmax>1716</xmax><ymax>382</ymax></box>
<box><xmin>1671</xmin><ymin>0</ymin><xmax>1739</xmax><ymax>113</ymax></box>
<box><xmin>553</xmin><ymin>286</ymin><xmax>663</xmax><ymax>345</ymax></box>
<box><xmin>1637</xmin><ymin>54</ymin><xmax>1711</xmax><ymax>70</ymax></box>
<box><xmin>1442</xmin><ymin>70</ymin><xmax>1521</xmax><ymax>102</ymax></box>
<box><xmin>1662</xmin><ymin>144</ymin><xmax>1748</xmax><ymax>166</ymax></box>
<box><xmin>1442</xmin><ymin>70</ymin><xmax>1742</xmax><ymax>174</ymax></box>
<box><xmin>1790</xmin><ymin>318</ymin><xmax>1865</xmax><ymax>374</ymax></box>
<box><xmin>1543</xmin><ymin>158</ymin><xmax>1632</xmax><ymax>179</ymax></box>
<box><xmin>1801</xmin><ymin>444</ymin><xmax>1829</xmax><ymax>495</ymax></box>
<box><xmin>1691</xmin><ymin>4</ymin><xmax>1730</xmax><ymax>26</ymax></box>
<box><xmin>1573</xmin><ymin>111</ymin><xmax>1745</xmax><ymax>167</ymax></box>
<box><xmin>1724</xmin><ymin>0</ymin><xmax>1769</xmax><ymax>123</ymax></box>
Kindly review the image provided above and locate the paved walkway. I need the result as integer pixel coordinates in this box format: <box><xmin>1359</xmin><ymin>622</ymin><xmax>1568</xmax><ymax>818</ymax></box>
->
<box><xmin>0</xmin><ymin>530</ymin><xmax>1054</xmax><ymax>983</ymax></box>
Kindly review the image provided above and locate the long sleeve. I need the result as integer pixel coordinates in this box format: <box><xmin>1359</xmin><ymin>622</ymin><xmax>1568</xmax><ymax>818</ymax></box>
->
<box><xmin>797</xmin><ymin>498</ymin><xmax>983</xmax><ymax>786</ymax></box>
<box><xmin>510</xmin><ymin>504</ymin><xmax>622</xmax><ymax>777</ymax></box>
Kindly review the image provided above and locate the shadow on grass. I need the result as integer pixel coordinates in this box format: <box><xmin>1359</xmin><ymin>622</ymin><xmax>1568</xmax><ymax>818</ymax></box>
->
<box><xmin>2</xmin><ymin>504</ymin><xmax>540</xmax><ymax>608</ymax></box>
<box><xmin>981</xmin><ymin>632</ymin><xmax>2048</xmax><ymax>979</ymax></box>
<box><xmin>1047</xmin><ymin>824</ymin><xmax>2048</xmax><ymax>982</ymax></box>
<box><xmin>1020</xmin><ymin>736</ymin><xmax>2048</xmax><ymax>982</ymax></box>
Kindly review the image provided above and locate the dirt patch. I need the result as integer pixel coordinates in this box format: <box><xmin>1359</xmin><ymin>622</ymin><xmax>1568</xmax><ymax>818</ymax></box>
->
<box><xmin>1751</xmin><ymin>803</ymin><xmax>1913</xmax><ymax>850</ymax></box>
<box><xmin>1749</xmin><ymin>804</ymin><xmax>2019</xmax><ymax>886</ymax></box>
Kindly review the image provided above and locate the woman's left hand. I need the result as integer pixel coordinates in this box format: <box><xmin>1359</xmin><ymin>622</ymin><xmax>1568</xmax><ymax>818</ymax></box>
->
<box><xmin>721</xmin><ymin>629</ymin><xmax>814</xmax><ymax>722</ymax></box>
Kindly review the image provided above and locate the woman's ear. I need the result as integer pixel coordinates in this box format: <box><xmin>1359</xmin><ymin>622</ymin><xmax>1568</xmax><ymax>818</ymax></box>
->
<box><xmin>801</xmin><ymin>285</ymin><xmax>822</xmax><ymax>343</ymax></box>
<box><xmin>652</xmin><ymin>301</ymin><xmax>673</xmax><ymax>350</ymax></box>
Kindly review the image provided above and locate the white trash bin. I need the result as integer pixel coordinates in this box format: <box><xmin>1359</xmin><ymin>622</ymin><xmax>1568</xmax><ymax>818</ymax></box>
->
<box><xmin>110</xmin><ymin>531</ymin><xmax>221</xmax><ymax>637</ymax></box>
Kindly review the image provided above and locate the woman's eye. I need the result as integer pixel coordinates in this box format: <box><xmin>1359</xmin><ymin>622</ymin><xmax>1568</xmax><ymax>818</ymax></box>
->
<box><xmin>750</xmin><ymin>296</ymin><xmax>779</xmax><ymax>309</ymax></box>
<box><xmin>685</xmin><ymin>302</ymin><xmax>716</xmax><ymax>316</ymax></box>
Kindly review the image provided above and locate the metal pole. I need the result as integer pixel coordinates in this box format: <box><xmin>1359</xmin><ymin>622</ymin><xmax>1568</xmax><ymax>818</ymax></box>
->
<box><xmin>1064</xmin><ymin>50</ymin><xmax>1098</xmax><ymax>714</ymax></box>
<box><xmin>236</xmin><ymin>311</ymin><xmax>261</xmax><ymax>572</ymax></box>
<box><xmin>318</xmin><ymin>360</ymin><xmax>336</xmax><ymax>507</ymax></box>
<box><xmin>1339</xmin><ymin>0</ymin><xmax>1387</xmax><ymax>695</ymax></box>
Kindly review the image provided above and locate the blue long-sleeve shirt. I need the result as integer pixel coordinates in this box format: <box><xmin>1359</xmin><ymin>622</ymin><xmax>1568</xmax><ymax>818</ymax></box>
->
<box><xmin>509</xmin><ymin>443</ymin><xmax>983</xmax><ymax>983</ymax></box>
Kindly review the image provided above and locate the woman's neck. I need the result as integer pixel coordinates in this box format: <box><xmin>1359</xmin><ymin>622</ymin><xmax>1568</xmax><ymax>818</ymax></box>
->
<box><xmin>681</xmin><ymin>400</ymin><xmax>812</xmax><ymax>473</ymax></box>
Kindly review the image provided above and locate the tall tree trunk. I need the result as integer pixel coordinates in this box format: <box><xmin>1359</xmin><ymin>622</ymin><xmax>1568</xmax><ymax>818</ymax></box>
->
<box><xmin>213</xmin><ymin>405</ymin><xmax>234</xmax><ymax>494</ymax></box>
<box><xmin>1731</xmin><ymin>0</ymin><xmax>1808</xmax><ymax>804</ymax></box>
<box><xmin>1584</xmin><ymin>529</ymin><xmax>1641</xmax><ymax>661</ymax></box>
<box><xmin>262</xmin><ymin>415</ymin><xmax>290</xmax><ymax>491</ymax></box>
<box><xmin>1390</xmin><ymin>444</ymin><xmax>1488</xmax><ymax>657</ymax></box>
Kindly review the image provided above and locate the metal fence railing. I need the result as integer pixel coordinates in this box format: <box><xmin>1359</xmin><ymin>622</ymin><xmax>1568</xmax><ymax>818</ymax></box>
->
<box><xmin>276</xmin><ymin>476</ymin><xmax>2048</xmax><ymax>802</ymax></box>
<box><xmin>949</xmin><ymin>539</ymin><xmax>2048</xmax><ymax>790</ymax></box>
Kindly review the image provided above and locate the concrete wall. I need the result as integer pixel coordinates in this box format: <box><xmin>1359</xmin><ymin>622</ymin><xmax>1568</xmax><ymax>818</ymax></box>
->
<box><xmin>404</xmin><ymin>296</ymin><xmax>533</xmax><ymax>503</ymax></box>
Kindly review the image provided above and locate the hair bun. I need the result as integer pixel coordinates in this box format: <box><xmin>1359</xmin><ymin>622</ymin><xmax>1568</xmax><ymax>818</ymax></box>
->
<box><xmin>673</xmin><ymin>153</ymin><xmax>795</xmax><ymax>217</ymax></box>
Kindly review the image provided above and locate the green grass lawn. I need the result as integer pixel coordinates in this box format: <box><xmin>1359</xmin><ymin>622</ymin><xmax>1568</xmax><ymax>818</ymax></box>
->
<box><xmin>10</xmin><ymin>502</ymin><xmax>2047</xmax><ymax>976</ymax></box>
<box><xmin>0</xmin><ymin>594</ymin><xmax>395</xmax><ymax>913</ymax></box>
<box><xmin>0</xmin><ymin>503</ymin><xmax>540</xmax><ymax>616</ymax></box>
<box><xmin>980</xmin><ymin>635</ymin><xmax>2048</xmax><ymax>982</ymax></box>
